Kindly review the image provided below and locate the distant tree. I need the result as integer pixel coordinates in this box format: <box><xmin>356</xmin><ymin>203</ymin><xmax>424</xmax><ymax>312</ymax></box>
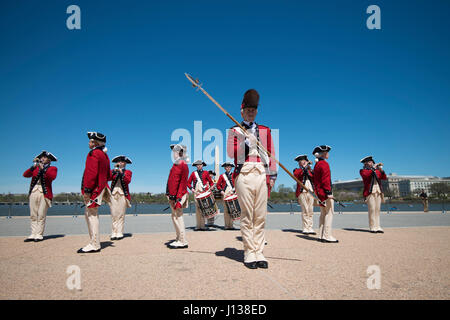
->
<box><xmin>430</xmin><ymin>183</ymin><xmax>450</xmax><ymax>199</ymax></box>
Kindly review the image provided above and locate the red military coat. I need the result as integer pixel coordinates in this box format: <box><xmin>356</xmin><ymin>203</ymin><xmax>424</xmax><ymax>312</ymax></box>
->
<box><xmin>23</xmin><ymin>165</ymin><xmax>58</xmax><ymax>200</ymax></box>
<box><xmin>313</xmin><ymin>159</ymin><xmax>332</xmax><ymax>202</ymax></box>
<box><xmin>216</xmin><ymin>172</ymin><xmax>235</xmax><ymax>193</ymax></box>
<box><xmin>166</xmin><ymin>159</ymin><xmax>189</xmax><ymax>208</ymax></box>
<box><xmin>110</xmin><ymin>169</ymin><xmax>132</xmax><ymax>201</ymax></box>
<box><xmin>360</xmin><ymin>168</ymin><xmax>387</xmax><ymax>198</ymax></box>
<box><xmin>81</xmin><ymin>147</ymin><xmax>111</xmax><ymax>208</ymax></box>
<box><xmin>226</xmin><ymin>122</ymin><xmax>277</xmax><ymax>196</ymax></box>
<box><xmin>293</xmin><ymin>167</ymin><xmax>314</xmax><ymax>197</ymax></box>
<box><xmin>187</xmin><ymin>170</ymin><xmax>214</xmax><ymax>192</ymax></box>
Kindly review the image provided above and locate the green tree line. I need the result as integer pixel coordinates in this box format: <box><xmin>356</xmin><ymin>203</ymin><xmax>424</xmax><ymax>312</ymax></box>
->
<box><xmin>1</xmin><ymin>182</ymin><xmax>449</xmax><ymax>204</ymax></box>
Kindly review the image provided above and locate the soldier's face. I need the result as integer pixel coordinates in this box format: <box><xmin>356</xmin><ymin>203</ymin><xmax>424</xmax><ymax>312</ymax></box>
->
<box><xmin>241</xmin><ymin>107</ymin><xmax>257</xmax><ymax>122</ymax></box>
<box><xmin>366</xmin><ymin>161</ymin><xmax>374</xmax><ymax>168</ymax></box>
<box><xmin>89</xmin><ymin>140</ymin><xmax>96</xmax><ymax>149</ymax></box>
<box><xmin>322</xmin><ymin>152</ymin><xmax>329</xmax><ymax>159</ymax></box>
<box><xmin>225</xmin><ymin>166</ymin><xmax>232</xmax><ymax>172</ymax></box>
<box><xmin>118</xmin><ymin>161</ymin><xmax>126</xmax><ymax>168</ymax></box>
<box><xmin>40</xmin><ymin>156</ymin><xmax>50</xmax><ymax>165</ymax></box>
<box><xmin>196</xmin><ymin>164</ymin><xmax>203</xmax><ymax>170</ymax></box>
<box><xmin>300</xmin><ymin>160</ymin><xmax>308</xmax><ymax>167</ymax></box>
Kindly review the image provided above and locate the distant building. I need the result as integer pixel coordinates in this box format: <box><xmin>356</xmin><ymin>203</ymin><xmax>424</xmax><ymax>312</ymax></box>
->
<box><xmin>333</xmin><ymin>173</ymin><xmax>450</xmax><ymax>197</ymax></box>
<box><xmin>398</xmin><ymin>178</ymin><xmax>450</xmax><ymax>197</ymax></box>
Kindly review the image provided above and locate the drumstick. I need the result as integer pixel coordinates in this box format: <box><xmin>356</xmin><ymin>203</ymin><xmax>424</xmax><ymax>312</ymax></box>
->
<box><xmin>184</xmin><ymin>73</ymin><xmax>325</xmax><ymax>206</ymax></box>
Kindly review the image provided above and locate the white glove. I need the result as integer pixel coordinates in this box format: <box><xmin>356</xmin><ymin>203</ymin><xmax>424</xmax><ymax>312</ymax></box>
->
<box><xmin>245</xmin><ymin>134</ymin><xmax>258</xmax><ymax>148</ymax></box>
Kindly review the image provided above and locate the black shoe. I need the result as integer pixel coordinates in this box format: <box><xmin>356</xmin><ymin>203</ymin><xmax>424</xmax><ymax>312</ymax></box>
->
<box><xmin>308</xmin><ymin>232</ymin><xmax>317</xmax><ymax>235</ymax></box>
<box><xmin>24</xmin><ymin>238</ymin><xmax>34</xmax><ymax>242</ymax></box>
<box><xmin>322</xmin><ymin>239</ymin><xmax>339</xmax><ymax>243</ymax></box>
<box><xmin>244</xmin><ymin>262</ymin><xmax>258</xmax><ymax>269</ymax></box>
<box><xmin>256</xmin><ymin>261</ymin><xmax>268</xmax><ymax>269</ymax></box>
<box><xmin>110</xmin><ymin>237</ymin><xmax>117</xmax><ymax>241</ymax></box>
<box><xmin>77</xmin><ymin>248</ymin><xmax>100</xmax><ymax>254</ymax></box>
<box><xmin>370</xmin><ymin>231</ymin><xmax>377</xmax><ymax>234</ymax></box>
<box><xmin>168</xmin><ymin>245</ymin><xmax>188</xmax><ymax>249</ymax></box>
<box><xmin>376</xmin><ymin>230</ymin><xmax>384</xmax><ymax>234</ymax></box>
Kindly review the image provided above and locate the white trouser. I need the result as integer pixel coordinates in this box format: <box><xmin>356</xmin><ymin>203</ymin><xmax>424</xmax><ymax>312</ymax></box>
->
<box><xmin>109</xmin><ymin>190</ymin><xmax>130</xmax><ymax>236</ymax></box>
<box><xmin>298</xmin><ymin>192</ymin><xmax>314</xmax><ymax>232</ymax></box>
<box><xmin>367</xmin><ymin>192</ymin><xmax>382</xmax><ymax>231</ymax></box>
<box><xmin>222</xmin><ymin>190</ymin><xmax>235</xmax><ymax>229</ymax></box>
<box><xmin>194</xmin><ymin>184</ymin><xmax>206</xmax><ymax>229</ymax></box>
<box><xmin>170</xmin><ymin>193</ymin><xmax>188</xmax><ymax>244</ymax></box>
<box><xmin>235</xmin><ymin>163</ymin><xmax>268</xmax><ymax>263</ymax></box>
<box><xmin>84</xmin><ymin>206</ymin><xmax>101</xmax><ymax>250</ymax></box>
<box><xmin>318</xmin><ymin>198</ymin><xmax>336</xmax><ymax>241</ymax></box>
<box><xmin>29</xmin><ymin>184</ymin><xmax>50</xmax><ymax>237</ymax></box>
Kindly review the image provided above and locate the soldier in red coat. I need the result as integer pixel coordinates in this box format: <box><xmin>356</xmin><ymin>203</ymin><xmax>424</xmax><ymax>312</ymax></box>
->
<box><xmin>293</xmin><ymin>155</ymin><xmax>316</xmax><ymax>235</ymax></box>
<box><xmin>206</xmin><ymin>170</ymin><xmax>217</xmax><ymax>227</ymax></box>
<box><xmin>226</xmin><ymin>89</ymin><xmax>277</xmax><ymax>269</ymax></box>
<box><xmin>78</xmin><ymin>132</ymin><xmax>111</xmax><ymax>253</ymax></box>
<box><xmin>313</xmin><ymin>145</ymin><xmax>338</xmax><ymax>243</ymax></box>
<box><xmin>188</xmin><ymin>160</ymin><xmax>214</xmax><ymax>230</ymax></box>
<box><xmin>23</xmin><ymin>151</ymin><xmax>58</xmax><ymax>242</ymax></box>
<box><xmin>108</xmin><ymin>155</ymin><xmax>132</xmax><ymax>240</ymax></box>
<box><xmin>360</xmin><ymin>156</ymin><xmax>387</xmax><ymax>233</ymax></box>
<box><xmin>166</xmin><ymin>144</ymin><xmax>189</xmax><ymax>248</ymax></box>
<box><xmin>216</xmin><ymin>162</ymin><xmax>237</xmax><ymax>230</ymax></box>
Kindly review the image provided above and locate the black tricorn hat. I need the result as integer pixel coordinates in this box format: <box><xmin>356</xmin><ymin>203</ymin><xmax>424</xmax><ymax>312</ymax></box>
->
<box><xmin>312</xmin><ymin>145</ymin><xmax>331</xmax><ymax>155</ymax></box>
<box><xmin>294</xmin><ymin>154</ymin><xmax>309</xmax><ymax>162</ymax></box>
<box><xmin>192</xmin><ymin>160</ymin><xmax>207</xmax><ymax>167</ymax></box>
<box><xmin>87</xmin><ymin>131</ymin><xmax>106</xmax><ymax>142</ymax></box>
<box><xmin>170</xmin><ymin>144</ymin><xmax>187</xmax><ymax>153</ymax></box>
<box><xmin>35</xmin><ymin>150</ymin><xmax>57</xmax><ymax>162</ymax></box>
<box><xmin>360</xmin><ymin>156</ymin><xmax>374</xmax><ymax>163</ymax></box>
<box><xmin>112</xmin><ymin>155</ymin><xmax>132</xmax><ymax>164</ymax></box>
<box><xmin>208</xmin><ymin>170</ymin><xmax>216</xmax><ymax>176</ymax></box>
<box><xmin>221</xmin><ymin>162</ymin><xmax>235</xmax><ymax>168</ymax></box>
<box><xmin>242</xmin><ymin>89</ymin><xmax>259</xmax><ymax>109</ymax></box>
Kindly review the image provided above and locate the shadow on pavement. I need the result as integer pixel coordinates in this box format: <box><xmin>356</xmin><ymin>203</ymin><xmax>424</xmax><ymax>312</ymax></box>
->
<box><xmin>43</xmin><ymin>234</ymin><xmax>65</xmax><ymax>240</ymax></box>
<box><xmin>282</xmin><ymin>229</ymin><xmax>303</xmax><ymax>234</ymax></box>
<box><xmin>296</xmin><ymin>235</ymin><xmax>321</xmax><ymax>242</ymax></box>
<box><xmin>186</xmin><ymin>226</ymin><xmax>218</xmax><ymax>231</ymax></box>
<box><xmin>215</xmin><ymin>247</ymin><xmax>244</xmax><ymax>263</ymax></box>
<box><xmin>342</xmin><ymin>228</ymin><xmax>372</xmax><ymax>233</ymax></box>
<box><xmin>100</xmin><ymin>241</ymin><xmax>115</xmax><ymax>249</ymax></box>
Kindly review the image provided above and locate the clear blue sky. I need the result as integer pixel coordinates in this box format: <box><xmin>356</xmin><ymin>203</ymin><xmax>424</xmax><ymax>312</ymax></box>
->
<box><xmin>1</xmin><ymin>0</ymin><xmax>449</xmax><ymax>194</ymax></box>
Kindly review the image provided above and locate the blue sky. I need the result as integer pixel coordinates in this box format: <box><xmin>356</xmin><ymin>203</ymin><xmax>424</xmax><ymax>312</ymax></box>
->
<box><xmin>1</xmin><ymin>0</ymin><xmax>449</xmax><ymax>193</ymax></box>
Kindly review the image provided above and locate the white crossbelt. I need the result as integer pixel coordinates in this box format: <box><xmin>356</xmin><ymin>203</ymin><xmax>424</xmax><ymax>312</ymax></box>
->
<box><xmin>222</xmin><ymin>173</ymin><xmax>233</xmax><ymax>192</ymax></box>
<box><xmin>194</xmin><ymin>171</ymin><xmax>204</xmax><ymax>189</ymax></box>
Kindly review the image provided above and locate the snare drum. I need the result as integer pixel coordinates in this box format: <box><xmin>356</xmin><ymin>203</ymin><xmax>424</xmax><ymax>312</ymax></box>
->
<box><xmin>224</xmin><ymin>194</ymin><xmax>241</xmax><ymax>220</ymax></box>
<box><xmin>195</xmin><ymin>190</ymin><xmax>219</xmax><ymax>219</ymax></box>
